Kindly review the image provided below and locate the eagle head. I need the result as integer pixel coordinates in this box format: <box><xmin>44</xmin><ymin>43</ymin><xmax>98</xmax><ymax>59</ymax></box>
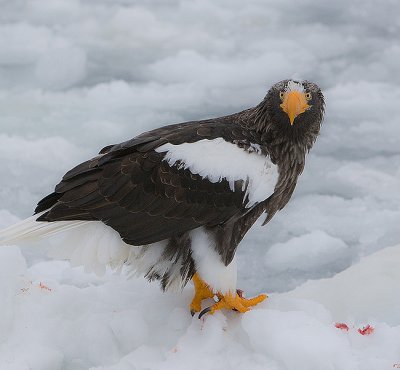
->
<box><xmin>255</xmin><ymin>80</ymin><xmax>325</xmax><ymax>141</ymax></box>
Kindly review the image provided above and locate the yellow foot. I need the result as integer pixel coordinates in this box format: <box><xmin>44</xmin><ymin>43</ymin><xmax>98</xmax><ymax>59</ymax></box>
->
<box><xmin>198</xmin><ymin>290</ymin><xmax>267</xmax><ymax>319</ymax></box>
<box><xmin>189</xmin><ymin>273</ymin><xmax>215</xmax><ymax>316</ymax></box>
<box><xmin>189</xmin><ymin>273</ymin><xmax>267</xmax><ymax>318</ymax></box>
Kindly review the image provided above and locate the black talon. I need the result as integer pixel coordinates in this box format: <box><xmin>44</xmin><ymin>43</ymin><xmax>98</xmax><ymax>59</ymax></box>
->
<box><xmin>198</xmin><ymin>306</ymin><xmax>212</xmax><ymax>319</ymax></box>
<box><xmin>190</xmin><ymin>310</ymin><xmax>196</xmax><ymax>317</ymax></box>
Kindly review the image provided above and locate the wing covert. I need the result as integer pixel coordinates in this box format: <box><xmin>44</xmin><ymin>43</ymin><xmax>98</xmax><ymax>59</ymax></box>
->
<box><xmin>39</xmin><ymin>148</ymin><xmax>247</xmax><ymax>246</ymax></box>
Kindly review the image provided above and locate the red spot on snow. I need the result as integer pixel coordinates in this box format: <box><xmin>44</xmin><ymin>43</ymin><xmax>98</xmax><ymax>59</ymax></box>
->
<box><xmin>358</xmin><ymin>324</ymin><xmax>374</xmax><ymax>335</ymax></box>
<box><xmin>39</xmin><ymin>282</ymin><xmax>52</xmax><ymax>292</ymax></box>
<box><xmin>334</xmin><ymin>322</ymin><xmax>349</xmax><ymax>331</ymax></box>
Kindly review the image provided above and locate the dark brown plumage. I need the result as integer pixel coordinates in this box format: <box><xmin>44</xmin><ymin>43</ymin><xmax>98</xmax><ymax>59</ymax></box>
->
<box><xmin>34</xmin><ymin>79</ymin><xmax>325</xmax><ymax>290</ymax></box>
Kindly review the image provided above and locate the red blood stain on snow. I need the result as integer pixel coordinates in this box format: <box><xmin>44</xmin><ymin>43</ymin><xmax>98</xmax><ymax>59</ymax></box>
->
<box><xmin>39</xmin><ymin>282</ymin><xmax>52</xmax><ymax>292</ymax></box>
<box><xmin>358</xmin><ymin>324</ymin><xmax>374</xmax><ymax>335</ymax></box>
<box><xmin>334</xmin><ymin>322</ymin><xmax>349</xmax><ymax>331</ymax></box>
<box><xmin>334</xmin><ymin>322</ymin><xmax>375</xmax><ymax>336</ymax></box>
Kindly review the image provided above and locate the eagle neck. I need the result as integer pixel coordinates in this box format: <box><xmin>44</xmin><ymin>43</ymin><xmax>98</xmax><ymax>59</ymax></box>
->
<box><xmin>238</xmin><ymin>106</ymin><xmax>308</xmax><ymax>168</ymax></box>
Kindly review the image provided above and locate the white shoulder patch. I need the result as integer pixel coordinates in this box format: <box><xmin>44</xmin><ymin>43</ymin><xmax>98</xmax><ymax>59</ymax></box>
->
<box><xmin>155</xmin><ymin>138</ymin><xmax>279</xmax><ymax>207</ymax></box>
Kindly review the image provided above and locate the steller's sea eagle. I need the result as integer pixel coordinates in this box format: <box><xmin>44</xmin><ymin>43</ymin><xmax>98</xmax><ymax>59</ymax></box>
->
<box><xmin>0</xmin><ymin>79</ymin><xmax>325</xmax><ymax>317</ymax></box>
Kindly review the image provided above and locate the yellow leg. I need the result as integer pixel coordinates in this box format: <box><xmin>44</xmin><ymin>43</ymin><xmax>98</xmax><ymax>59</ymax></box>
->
<box><xmin>190</xmin><ymin>273</ymin><xmax>215</xmax><ymax>315</ymax></box>
<box><xmin>189</xmin><ymin>273</ymin><xmax>267</xmax><ymax>318</ymax></box>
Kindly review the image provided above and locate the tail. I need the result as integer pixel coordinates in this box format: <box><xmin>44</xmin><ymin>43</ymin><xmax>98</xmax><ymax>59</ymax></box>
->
<box><xmin>0</xmin><ymin>213</ymin><xmax>190</xmax><ymax>289</ymax></box>
<box><xmin>0</xmin><ymin>212</ymin><xmax>133</xmax><ymax>276</ymax></box>
<box><xmin>0</xmin><ymin>211</ymin><xmax>87</xmax><ymax>246</ymax></box>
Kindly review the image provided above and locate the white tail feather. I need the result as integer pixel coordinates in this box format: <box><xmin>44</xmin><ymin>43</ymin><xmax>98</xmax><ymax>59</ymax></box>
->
<box><xmin>0</xmin><ymin>213</ymin><xmax>133</xmax><ymax>276</ymax></box>
<box><xmin>48</xmin><ymin>221</ymin><xmax>134</xmax><ymax>276</ymax></box>
<box><xmin>0</xmin><ymin>213</ymin><xmax>185</xmax><ymax>288</ymax></box>
<box><xmin>0</xmin><ymin>212</ymin><xmax>88</xmax><ymax>246</ymax></box>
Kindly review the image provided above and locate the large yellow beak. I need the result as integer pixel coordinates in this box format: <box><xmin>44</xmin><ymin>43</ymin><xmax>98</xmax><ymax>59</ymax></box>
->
<box><xmin>280</xmin><ymin>91</ymin><xmax>310</xmax><ymax>125</ymax></box>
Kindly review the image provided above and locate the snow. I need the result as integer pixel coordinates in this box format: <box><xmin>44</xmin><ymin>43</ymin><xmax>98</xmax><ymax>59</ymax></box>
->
<box><xmin>285</xmin><ymin>244</ymin><xmax>400</xmax><ymax>326</ymax></box>
<box><xmin>264</xmin><ymin>230</ymin><xmax>350</xmax><ymax>273</ymax></box>
<box><xmin>1</xmin><ymin>0</ymin><xmax>400</xmax><ymax>368</ymax></box>
<box><xmin>0</xmin><ymin>244</ymin><xmax>399</xmax><ymax>369</ymax></box>
<box><xmin>156</xmin><ymin>138</ymin><xmax>279</xmax><ymax>207</ymax></box>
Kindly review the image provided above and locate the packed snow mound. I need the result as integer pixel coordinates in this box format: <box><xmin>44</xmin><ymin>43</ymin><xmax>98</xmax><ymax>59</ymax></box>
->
<box><xmin>286</xmin><ymin>243</ymin><xmax>400</xmax><ymax>326</ymax></box>
<box><xmin>0</xmin><ymin>244</ymin><xmax>398</xmax><ymax>370</ymax></box>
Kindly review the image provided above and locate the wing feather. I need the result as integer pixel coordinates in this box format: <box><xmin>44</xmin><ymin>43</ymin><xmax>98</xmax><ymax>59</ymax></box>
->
<box><xmin>36</xmin><ymin>121</ymin><xmax>274</xmax><ymax>246</ymax></box>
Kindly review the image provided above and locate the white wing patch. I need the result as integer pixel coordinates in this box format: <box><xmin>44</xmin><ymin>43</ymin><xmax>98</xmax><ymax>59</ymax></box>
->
<box><xmin>156</xmin><ymin>138</ymin><xmax>279</xmax><ymax>208</ymax></box>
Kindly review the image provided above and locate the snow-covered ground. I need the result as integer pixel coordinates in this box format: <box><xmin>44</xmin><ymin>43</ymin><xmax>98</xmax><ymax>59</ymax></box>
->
<box><xmin>0</xmin><ymin>0</ymin><xmax>399</xmax><ymax>369</ymax></box>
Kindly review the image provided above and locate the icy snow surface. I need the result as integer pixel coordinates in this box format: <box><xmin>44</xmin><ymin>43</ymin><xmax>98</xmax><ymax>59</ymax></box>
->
<box><xmin>1</xmin><ymin>0</ymin><xmax>400</xmax><ymax>369</ymax></box>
